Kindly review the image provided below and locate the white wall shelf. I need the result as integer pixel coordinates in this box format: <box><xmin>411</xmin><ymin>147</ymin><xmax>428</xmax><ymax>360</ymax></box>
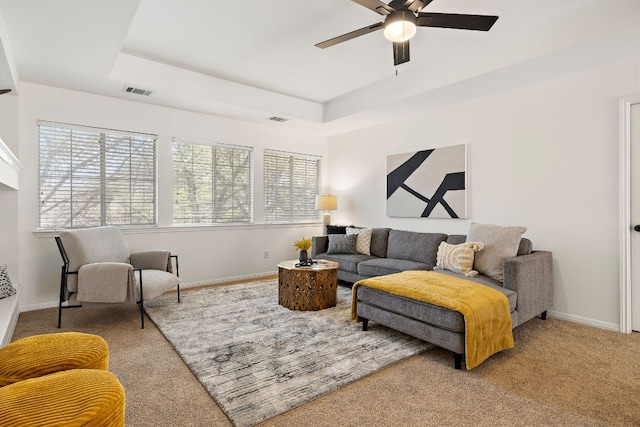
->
<box><xmin>0</xmin><ymin>136</ymin><xmax>22</xmax><ymax>190</ymax></box>
<box><xmin>0</xmin><ymin>284</ymin><xmax>20</xmax><ymax>347</ymax></box>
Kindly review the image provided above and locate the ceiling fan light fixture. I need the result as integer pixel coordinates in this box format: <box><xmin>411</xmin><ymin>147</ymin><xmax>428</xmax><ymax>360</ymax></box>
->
<box><xmin>383</xmin><ymin>10</ymin><xmax>417</xmax><ymax>42</ymax></box>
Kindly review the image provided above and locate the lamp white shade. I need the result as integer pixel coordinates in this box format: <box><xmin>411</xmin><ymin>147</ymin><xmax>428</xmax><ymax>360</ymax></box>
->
<box><xmin>315</xmin><ymin>194</ymin><xmax>337</xmax><ymax>211</ymax></box>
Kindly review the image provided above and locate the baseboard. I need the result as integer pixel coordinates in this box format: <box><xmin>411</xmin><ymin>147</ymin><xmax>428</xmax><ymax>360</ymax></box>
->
<box><xmin>20</xmin><ymin>300</ymin><xmax>59</xmax><ymax>312</ymax></box>
<box><xmin>180</xmin><ymin>271</ymin><xmax>277</xmax><ymax>290</ymax></box>
<box><xmin>0</xmin><ymin>284</ymin><xmax>21</xmax><ymax>347</ymax></box>
<box><xmin>19</xmin><ymin>271</ymin><xmax>279</xmax><ymax>312</ymax></box>
<box><xmin>547</xmin><ymin>310</ymin><xmax>620</xmax><ymax>332</ymax></box>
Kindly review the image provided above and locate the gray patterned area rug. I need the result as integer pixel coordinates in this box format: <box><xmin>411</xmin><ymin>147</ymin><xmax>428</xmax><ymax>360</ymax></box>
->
<box><xmin>145</xmin><ymin>279</ymin><xmax>432</xmax><ymax>427</ymax></box>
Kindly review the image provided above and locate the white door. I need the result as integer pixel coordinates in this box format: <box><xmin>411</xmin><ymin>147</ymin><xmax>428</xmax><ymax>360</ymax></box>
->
<box><xmin>631</xmin><ymin>102</ymin><xmax>640</xmax><ymax>331</ymax></box>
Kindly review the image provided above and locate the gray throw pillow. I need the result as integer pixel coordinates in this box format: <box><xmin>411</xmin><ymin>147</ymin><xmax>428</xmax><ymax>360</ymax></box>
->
<box><xmin>0</xmin><ymin>264</ymin><xmax>16</xmax><ymax>299</ymax></box>
<box><xmin>326</xmin><ymin>234</ymin><xmax>357</xmax><ymax>254</ymax></box>
<box><xmin>466</xmin><ymin>222</ymin><xmax>527</xmax><ymax>282</ymax></box>
<box><xmin>370</xmin><ymin>228</ymin><xmax>391</xmax><ymax>258</ymax></box>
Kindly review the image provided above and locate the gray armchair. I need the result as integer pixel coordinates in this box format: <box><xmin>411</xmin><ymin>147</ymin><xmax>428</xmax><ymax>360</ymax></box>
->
<box><xmin>55</xmin><ymin>226</ymin><xmax>181</xmax><ymax>328</ymax></box>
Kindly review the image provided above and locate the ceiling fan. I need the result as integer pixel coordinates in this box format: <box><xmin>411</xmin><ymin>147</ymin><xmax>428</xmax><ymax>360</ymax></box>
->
<box><xmin>315</xmin><ymin>0</ymin><xmax>498</xmax><ymax>66</ymax></box>
<box><xmin>0</xmin><ymin>89</ymin><xmax>11</xmax><ymax>95</ymax></box>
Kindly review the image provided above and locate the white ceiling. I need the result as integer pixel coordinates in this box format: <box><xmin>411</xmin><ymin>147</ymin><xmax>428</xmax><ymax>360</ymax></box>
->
<box><xmin>0</xmin><ymin>0</ymin><xmax>639</xmax><ymax>135</ymax></box>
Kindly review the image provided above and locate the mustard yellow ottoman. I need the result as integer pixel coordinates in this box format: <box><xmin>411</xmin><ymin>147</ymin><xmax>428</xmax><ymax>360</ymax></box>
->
<box><xmin>0</xmin><ymin>369</ymin><xmax>126</xmax><ymax>426</ymax></box>
<box><xmin>0</xmin><ymin>332</ymin><xmax>109</xmax><ymax>386</ymax></box>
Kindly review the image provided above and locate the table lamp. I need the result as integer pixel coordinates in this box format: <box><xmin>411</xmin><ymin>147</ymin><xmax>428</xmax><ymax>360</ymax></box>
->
<box><xmin>315</xmin><ymin>194</ymin><xmax>337</xmax><ymax>235</ymax></box>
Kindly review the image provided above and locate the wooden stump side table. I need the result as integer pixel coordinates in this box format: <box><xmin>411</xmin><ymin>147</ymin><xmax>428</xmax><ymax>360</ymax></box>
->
<box><xmin>277</xmin><ymin>260</ymin><xmax>339</xmax><ymax>311</ymax></box>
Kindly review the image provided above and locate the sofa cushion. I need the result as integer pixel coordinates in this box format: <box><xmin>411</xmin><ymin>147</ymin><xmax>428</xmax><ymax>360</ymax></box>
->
<box><xmin>436</xmin><ymin>270</ymin><xmax>517</xmax><ymax>312</ymax></box>
<box><xmin>346</xmin><ymin>227</ymin><xmax>372</xmax><ymax>255</ymax></box>
<box><xmin>518</xmin><ymin>238</ymin><xmax>533</xmax><ymax>256</ymax></box>
<box><xmin>446</xmin><ymin>234</ymin><xmax>467</xmax><ymax>245</ymax></box>
<box><xmin>434</xmin><ymin>241</ymin><xmax>484</xmax><ymax>277</ymax></box>
<box><xmin>356</xmin><ymin>285</ymin><xmax>465</xmax><ymax>333</ymax></box>
<box><xmin>326</xmin><ymin>234</ymin><xmax>357</xmax><ymax>254</ymax></box>
<box><xmin>466</xmin><ymin>223</ymin><xmax>527</xmax><ymax>282</ymax></box>
<box><xmin>316</xmin><ymin>253</ymin><xmax>375</xmax><ymax>273</ymax></box>
<box><xmin>386</xmin><ymin>230</ymin><xmax>448</xmax><ymax>268</ymax></box>
<box><xmin>357</xmin><ymin>258</ymin><xmax>431</xmax><ymax>278</ymax></box>
<box><xmin>370</xmin><ymin>228</ymin><xmax>391</xmax><ymax>258</ymax></box>
<box><xmin>356</xmin><ymin>274</ymin><xmax>517</xmax><ymax>333</ymax></box>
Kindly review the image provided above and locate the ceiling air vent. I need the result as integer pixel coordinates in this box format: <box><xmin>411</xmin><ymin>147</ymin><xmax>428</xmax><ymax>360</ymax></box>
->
<box><xmin>267</xmin><ymin>116</ymin><xmax>289</xmax><ymax>123</ymax></box>
<box><xmin>122</xmin><ymin>86</ymin><xmax>153</xmax><ymax>96</ymax></box>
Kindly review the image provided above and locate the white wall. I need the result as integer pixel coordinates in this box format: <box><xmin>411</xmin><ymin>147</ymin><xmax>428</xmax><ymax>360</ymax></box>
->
<box><xmin>327</xmin><ymin>58</ymin><xmax>640</xmax><ymax>330</ymax></box>
<box><xmin>17</xmin><ymin>83</ymin><xmax>327</xmax><ymax>309</ymax></box>
<box><xmin>0</xmin><ymin>93</ymin><xmax>19</xmax><ymax>285</ymax></box>
<box><xmin>10</xmin><ymin>58</ymin><xmax>640</xmax><ymax>329</ymax></box>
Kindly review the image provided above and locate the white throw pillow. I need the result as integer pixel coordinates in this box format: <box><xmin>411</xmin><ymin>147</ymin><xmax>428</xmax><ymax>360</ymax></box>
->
<box><xmin>346</xmin><ymin>227</ymin><xmax>372</xmax><ymax>255</ymax></box>
<box><xmin>434</xmin><ymin>241</ymin><xmax>485</xmax><ymax>277</ymax></box>
<box><xmin>466</xmin><ymin>222</ymin><xmax>527</xmax><ymax>282</ymax></box>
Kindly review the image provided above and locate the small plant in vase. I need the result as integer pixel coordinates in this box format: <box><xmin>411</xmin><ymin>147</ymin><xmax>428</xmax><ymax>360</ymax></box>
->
<box><xmin>293</xmin><ymin>237</ymin><xmax>312</xmax><ymax>262</ymax></box>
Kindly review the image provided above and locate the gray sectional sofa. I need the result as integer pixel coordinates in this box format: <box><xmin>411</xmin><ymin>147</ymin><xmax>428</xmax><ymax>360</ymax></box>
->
<box><xmin>311</xmin><ymin>227</ymin><xmax>553</xmax><ymax>369</ymax></box>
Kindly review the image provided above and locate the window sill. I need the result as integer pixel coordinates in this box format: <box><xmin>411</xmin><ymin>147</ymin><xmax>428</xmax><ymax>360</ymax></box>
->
<box><xmin>33</xmin><ymin>222</ymin><xmax>322</xmax><ymax>238</ymax></box>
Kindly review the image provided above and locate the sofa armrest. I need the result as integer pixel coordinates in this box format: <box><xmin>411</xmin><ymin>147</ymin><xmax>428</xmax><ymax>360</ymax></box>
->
<box><xmin>77</xmin><ymin>262</ymin><xmax>132</xmax><ymax>303</ymax></box>
<box><xmin>502</xmin><ymin>251</ymin><xmax>553</xmax><ymax>325</ymax></box>
<box><xmin>130</xmin><ymin>250</ymin><xmax>171</xmax><ymax>271</ymax></box>
<box><xmin>311</xmin><ymin>236</ymin><xmax>328</xmax><ymax>258</ymax></box>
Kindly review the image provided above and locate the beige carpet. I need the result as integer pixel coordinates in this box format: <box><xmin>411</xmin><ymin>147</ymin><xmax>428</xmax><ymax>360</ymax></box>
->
<box><xmin>10</xmin><ymin>285</ymin><xmax>640</xmax><ymax>427</ymax></box>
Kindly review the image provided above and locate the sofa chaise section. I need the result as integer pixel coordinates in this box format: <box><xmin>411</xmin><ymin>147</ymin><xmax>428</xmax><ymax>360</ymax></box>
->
<box><xmin>311</xmin><ymin>226</ymin><xmax>553</xmax><ymax>369</ymax></box>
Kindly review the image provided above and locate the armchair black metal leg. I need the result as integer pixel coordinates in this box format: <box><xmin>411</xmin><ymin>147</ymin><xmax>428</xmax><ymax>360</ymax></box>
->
<box><xmin>58</xmin><ymin>265</ymin><xmax>65</xmax><ymax>328</ymax></box>
<box><xmin>136</xmin><ymin>269</ymin><xmax>144</xmax><ymax>329</ymax></box>
<box><xmin>362</xmin><ymin>318</ymin><xmax>369</xmax><ymax>331</ymax></box>
<box><xmin>140</xmin><ymin>303</ymin><xmax>144</xmax><ymax>329</ymax></box>
<box><xmin>540</xmin><ymin>310</ymin><xmax>548</xmax><ymax>320</ymax></box>
<box><xmin>171</xmin><ymin>255</ymin><xmax>181</xmax><ymax>304</ymax></box>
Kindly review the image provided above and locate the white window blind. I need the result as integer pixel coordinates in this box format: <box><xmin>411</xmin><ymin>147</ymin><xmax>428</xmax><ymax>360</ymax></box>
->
<box><xmin>263</xmin><ymin>150</ymin><xmax>320</xmax><ymax>223</ymax></box>
<box><xmin>38</xmin><ymin>121</ymin><xmax>157</xmax><ymax>230</ymax></box>
<box><xmin>172</xmin><ymin>138</ymin><xmax>253</xmax><ymax>224</ymax></box>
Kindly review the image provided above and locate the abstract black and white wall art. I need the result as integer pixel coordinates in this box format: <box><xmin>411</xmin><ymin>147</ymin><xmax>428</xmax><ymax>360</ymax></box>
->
<box><xmin>387</xmin><ymin>144</ymin><xmax>467</xmax><ymax>219</ymax></box>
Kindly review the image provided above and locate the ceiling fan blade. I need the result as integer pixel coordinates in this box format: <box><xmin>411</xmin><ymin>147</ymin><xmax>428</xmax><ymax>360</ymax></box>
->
<box><xmin>388</xmin><ymin>0</ymin><xmax>434</xmax><ymax>13</ymax></box>
<box><xmin>393</xmin><ymin>40</ymin><xmax>410</xmax><ymax>66</ymax></box>
<box><xmin>315</xmin><ymin>22</ymin><xmax>384</xmax><ymax>49</ymax></box>
<box><xmin>351</xmin><ymin>0</ymin><xmax>394</xmax><ymax>15</ymax></box>
<box><xmin>417</xmin><ymin>12</ymin><xmax>499</xmax><ymax>31</ymax></box>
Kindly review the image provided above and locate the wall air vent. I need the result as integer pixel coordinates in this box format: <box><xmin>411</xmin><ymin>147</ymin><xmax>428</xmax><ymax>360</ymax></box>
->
<box><xmin>267</xmin><ymin>116</ymin><xmax>289</xmax><ymax>123</ymax></box>
<box><xmin>122</xmin><ymin>86</ymin><xmax>153</xmax><ymax>96</ymax></box>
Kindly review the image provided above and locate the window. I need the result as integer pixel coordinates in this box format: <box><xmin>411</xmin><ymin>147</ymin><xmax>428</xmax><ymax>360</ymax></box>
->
<box><xmin>263</xmin><ymin>150</ymin><xmax>320</xmax><ymax>223</ymax></box>
<box><xmin>38</xmin><ymin>121</ymin><xmax>157</xmax><ymax>230</ymax></box>
<box><xmin>172</xmin><ymin>138</ymin><xmax>253</xmax><ymax>224</ymax></box>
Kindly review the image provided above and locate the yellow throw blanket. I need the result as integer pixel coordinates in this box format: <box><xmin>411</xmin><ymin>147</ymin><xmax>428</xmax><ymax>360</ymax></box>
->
<box><xmin>352</xmin><ymin>271</ymin><xmax>514</xmax><ymax>370</ymax></box>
